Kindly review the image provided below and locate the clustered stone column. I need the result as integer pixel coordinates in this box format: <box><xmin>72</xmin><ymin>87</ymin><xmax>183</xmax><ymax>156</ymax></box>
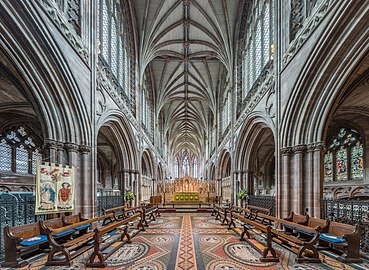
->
<box><xmin>79</xmin><ymin>145</ymin><xmax>93</xmax><ymax>218</ymax></box>
<box><xmin>278</xmin><ymin>142</ymin><xmax>324</xmax><ymax>219</ymax></box>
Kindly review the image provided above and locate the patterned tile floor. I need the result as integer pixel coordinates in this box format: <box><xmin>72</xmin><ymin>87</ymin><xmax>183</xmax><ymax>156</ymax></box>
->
<box><xmin>2</xmin><ymin>213</ymin><xmax>369</xmax><ymax>269</ymax></box>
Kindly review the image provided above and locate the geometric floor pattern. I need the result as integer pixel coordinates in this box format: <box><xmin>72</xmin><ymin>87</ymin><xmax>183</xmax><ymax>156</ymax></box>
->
<box><xmin>3</xmin><ymin>213</ymin><xmax>369</xmax><ymax>269</ymax></box>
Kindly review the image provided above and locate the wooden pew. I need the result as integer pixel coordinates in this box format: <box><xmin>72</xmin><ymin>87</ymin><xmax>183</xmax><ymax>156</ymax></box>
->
<box><xmin>247</xmin><ymin>204</ymin><xmax>273</xmax><ymax>216</ymax></box>
<box><xmin>142</xmin><ymin>205</ymin><xmax>160</xmax><ymax>226</ymax></box>
<box><xmin>295</xmin><ymin>217</ymin><xmax>329</xmax><ymax>238</ymax></box>
<box><xmin>319</xmin><ymin>221</ymin><xmax>362</xmax><ymax>263</ymax></box>
<box><xmin>282</xmin><ymin>212</ymin><xmax>309</xmax><ymax>234</ymax></box>
<box><xmin>87</xmin><ymin>212</ymin><xmax>142</xmax><ymax>267</ymax></box>
<box><xmin>229</xmin><ymin>208</ymin><xmax>278</xmax><ymax>262</ymax></box>
<box><xmin>213</xmin><ymin>204</ymin><xmax>231</xmax><ymax>224</ymax></box>
<box><xmin>103</xmin><ymin>205</ymin><xmax>126</xmax><ymax>222</ymax></box>
<box><xmin>45</xmin><ymin>213</ymin><xmax>115</xmax><ymax>266</ymax></box>
<box><xmin>1</xmin><ymin>213</ymin><xmax>91</xmax><ymax>268</ymax></box>
<box><xmin>1</xmin><ymin>222</ymin><xmax>49</xmax><ymax>268</ymax></box>
<box><xmin>251</xmin><ymin>212</ymin><xmax>322</xmax><ymax>263</ymax></box>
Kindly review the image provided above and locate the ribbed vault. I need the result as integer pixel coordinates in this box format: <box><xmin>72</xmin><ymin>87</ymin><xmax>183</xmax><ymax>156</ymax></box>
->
<box><xmin>133</xmin><ymin>0</ymin><xmax>241</xmax><ymax>161</ymax></box>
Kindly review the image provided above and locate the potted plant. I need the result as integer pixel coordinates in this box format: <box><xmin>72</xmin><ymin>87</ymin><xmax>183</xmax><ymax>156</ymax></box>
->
<box><xmin>124</xmin><ymin>189</ymin><xmax>135</xmax><ymax>207</ymax></box>
<box><xmin>237</xmin><ymin>189</ymin><xmax>249</xmax><ymax>206</ymax></box>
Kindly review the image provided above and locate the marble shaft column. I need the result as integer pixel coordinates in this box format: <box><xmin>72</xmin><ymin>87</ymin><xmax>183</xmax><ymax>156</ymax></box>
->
<box><xmin>136</xmin><ymin>171</ymin><xmax>141</xmax><ymax>206</ymax></box>
<box><xmin>64</xmin><ymin>143</ymin><xmax>80</xmax><ymax>212</ymax></box>
<box><xmin>292</xmin><ymin>145</ymin><xmax>306</xmax><ymax>214</ymax></box>
<box><xmin>313</xmin><ymin>143</ymin><xmax>324</xmax><ymax>218</ymax></box>
<box><xmin>280</xmin><ymin>147</ymin><xmax>292</xmax><ymax>218</ymax></box>
<box><xmin>45</xmin><ymin>140</ymin><xmax>58</xmax><ymax>163</ymax></box>
<box><xmin>79</xmin><ymin>145</ymin><xmax>93</xmax><ymax>218</ymax></box>
<box><xmin>306</xmin><ymin>144</ymin><xmax>315</xmax><ymax>216</ymax></box>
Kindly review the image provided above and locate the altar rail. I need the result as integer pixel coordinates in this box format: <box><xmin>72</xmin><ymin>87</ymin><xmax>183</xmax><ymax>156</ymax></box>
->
<box><xmin>96</xmin><ymin>195</ymin><xmax>124</xmax><ymax>216</ymax></box>
<box><xmin>0</xmin><ymin>193</ymin><xmax>48</xmax><ymax>261</ymax></box>
<box><xmin>248</xmin><ymin>195</ymin><xmax>276</xmax><ymax>216</ymax></box>
<box><xmin>321</xmin><ymin>199</ymin><xmax>369</xmax><ymax>254</ymax></box>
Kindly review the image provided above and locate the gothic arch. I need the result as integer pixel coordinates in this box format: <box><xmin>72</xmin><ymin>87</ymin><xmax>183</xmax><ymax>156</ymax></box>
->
<box><xmin>281</xmin><ymin>2</ymin><xmax>369</xmax><ymax>147</ymax></box>
<box><xmin>0</xmin><ymin>2</ymin><xmax>91</xmax><ymax>146</ymax></box>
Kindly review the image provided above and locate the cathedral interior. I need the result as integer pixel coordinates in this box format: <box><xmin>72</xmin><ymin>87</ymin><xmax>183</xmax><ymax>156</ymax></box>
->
<box><xmin>0</xmin><ymin>0</ymin><xmax>369</xmax><ymax>269</ymax></box>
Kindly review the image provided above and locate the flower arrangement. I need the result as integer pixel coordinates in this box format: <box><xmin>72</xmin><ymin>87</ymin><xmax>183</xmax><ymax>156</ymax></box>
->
<box><xmin>124</xmin><ymin>190</ymin><xmax>135</xmax><ymax>201</ymax></box>
<box><xmin>237</xmin><ymin>189</ymin><xmax>249</xmax><ymax>200</ymax></box>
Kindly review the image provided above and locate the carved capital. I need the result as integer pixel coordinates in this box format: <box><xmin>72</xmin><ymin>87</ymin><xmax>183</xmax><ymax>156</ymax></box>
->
<box><xmin>292</xmin><ymin>144</ymin><xmax>307</xmax><ymax>153</ymax></box>
<box><xmin>280</xmin><ymin>147</ymin><xmax>292</xmax><ymax>156</ymax></box>
<box><xmin>79</xmin><ymin>145</ymin><xmax>91</xmax><ymax>154</ymax></box>
<box><xmin>44</xmin><ymin>139</ymin><xmax>59</xmax><ymax>150</ymax></box>
<box><xmin>64</xmin><ymin>143</ymin><xmax>79</xmax><ymax>153</ymax></box>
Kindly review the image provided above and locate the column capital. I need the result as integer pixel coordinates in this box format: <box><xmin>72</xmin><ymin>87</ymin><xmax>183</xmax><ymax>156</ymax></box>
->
<box><xmin>64</xmin><ymin>143</ymin><xmax>79</xmax><ymax>152</ymax></box>
<box><xmin>292</xmin><ymin>144</ymin><xmax>307</xmax><ymax>153</ymax></box>
<box><xmin>280</xmin><ymin>146</ymin><xmax>292</xmax><ymax>155</ymax></box>
<box><xmin>79</xmin><ymin>145</ymin><xmax>91</xmax><ymax>154</ymax></box>
<box><xmin>44</xmin><ymin>139</ymin><xmax>61</xmax><ymax>150</ymax></box>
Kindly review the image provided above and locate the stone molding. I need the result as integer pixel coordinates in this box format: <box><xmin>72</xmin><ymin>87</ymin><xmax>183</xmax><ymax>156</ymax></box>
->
<box><xmin>282</xmin><ymin>0</ymin><xmax>337</xmax><ymax>68</ymax></box>
<box><xmin>37</xmin><ymin>0</ymin><xmax>89</xmax><ymax>65</ymax></box>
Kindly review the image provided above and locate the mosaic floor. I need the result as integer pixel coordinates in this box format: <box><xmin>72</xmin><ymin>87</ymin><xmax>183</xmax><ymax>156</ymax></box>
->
<box><xmin>2</xmin><ymin>213</ymin><xmax>369</xmax><ymax>269</ymax></box>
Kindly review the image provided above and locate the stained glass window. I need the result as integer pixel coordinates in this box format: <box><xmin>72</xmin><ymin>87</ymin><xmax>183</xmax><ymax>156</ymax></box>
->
<box><xmin>119</xmin><ymin>38</ymin><xmax>124</xmax><ymax>86</ymax></box>
<box><xmin>193</xmin><ymin>157</ymin><xmax>198</xmax><ymax>178</ymax></box>
<box><xmin>336</xmin><ymin>146</ymin><xmax>347</xmax><ymax>181</ymax></box>
<box><xmin>16</xmin><ymin>145</ymin><xmax>29</xmax><ymax>174</ymax></box>
<box><xmin>351</xmin><ymin>141</ymin><xmax>364</xmax><ymax>180</ymax></box>
<box><xmin>255</xmin><ymin>19</ymin><xmax>262</xmax><ymax>75</ymax></box>
<box><xmin>0</xmin><ymin>139</ymin><xmax>12</xmax><ymax>171</ymax></box>
<box><xmin>102</xmin><ymin>0</ymin><xmax>109</xmax><ymax>60</ymax></box>
<box><xmin>111</xmin><ymin>19</ymin><xmax>118</xmax><ymax>75</ymax></box>
<box><xmin>325</xmin><ymin>128</ymin><xmax>364</xmax><ymax>182</ymax></box>
<box><xmin>182</xmin><ymin>155</ymin><xmax>189</xmax><ymax>176</ymax></box>
<box><xmin>242</xmin><ymin>1</ymin><xmax>274</xmax><ymax>100</ymax></box>
<box><xmin>324</xmin><ymin>151</ymin><xmax>333</xmax><ymax>182</ymax></box>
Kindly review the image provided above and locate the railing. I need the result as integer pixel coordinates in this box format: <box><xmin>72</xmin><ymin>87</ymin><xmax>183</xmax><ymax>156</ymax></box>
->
<box><xmin>321</xmin><ymin>199</ymin><xmax>369</xmax><ymax>254</ymax></box>
<box><xmin>0</xmin><ymin>193</ymin><xmax>48</xmax><ymax>261</ymax></box>
<box><xmin>96</xmin><ymin>195</ymin><xmax>124</xmax><ymax>216</ymax></box>
<box><xmin>248</xmin><ymin>195</ymin><xmax>276</xmax><ymax>216</ymax></box>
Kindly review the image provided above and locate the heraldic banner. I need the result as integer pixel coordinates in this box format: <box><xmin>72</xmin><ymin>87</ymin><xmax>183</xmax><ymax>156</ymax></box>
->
<box><xmin>35</xmin><ymin>162</ymin><xmax>75</xmax><ymax>215</ymax></box>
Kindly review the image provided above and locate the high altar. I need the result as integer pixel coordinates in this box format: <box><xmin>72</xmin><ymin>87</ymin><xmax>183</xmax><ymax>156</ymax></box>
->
<box><xmin>157</xmin><ymin>175</ymin><xmax>216</xmax><ymax>203</ymax></box>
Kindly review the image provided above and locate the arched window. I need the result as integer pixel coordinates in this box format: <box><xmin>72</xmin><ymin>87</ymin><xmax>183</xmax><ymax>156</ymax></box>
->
<box><xmin>0</xmin><ymin>126</ymin><xmax>42</xmax><ymax>175</ymax></box>
<box><xmin>97</xmin><ymin>0</ymin><xmax>130</xmax><ymax>97</ymax></box>
<box><xmin>182</xmin><ymin>155</ymin><xmax>189</xmax><ymax>176</ymax></box>
<box><xmin>174</xmin><ymin>157</ymin><xmax>179</xmax><ymax>178</ymax></box>
<box><xmin>193</xmin><ymin>157</ymin><xmax>198</xmax><ymax>178</ymax></box>
<box><xmin>324</xmin><ymin>128</ymin><xmax>364</xmax><ymax>182</ymax></box>
<box><xmin>242</xmin><ymin>0</ymin><xmax>274</xmax><ymax>97</ymax></box>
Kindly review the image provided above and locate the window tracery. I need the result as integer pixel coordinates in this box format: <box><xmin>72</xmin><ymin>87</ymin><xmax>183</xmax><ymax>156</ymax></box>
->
<box><xmin>97</xmin><ymin>0</ymin><xmax>130</xmax><ymax>98</ymax></box>
<box><xmin>241</xmin><ymin>0</ymin><xmax>274</xmax><ymax>98</ymax></box>
<box><xmin>0</xmin><ymin>126</ymin><xmax>42</xmax><ymax>175</ymax></box>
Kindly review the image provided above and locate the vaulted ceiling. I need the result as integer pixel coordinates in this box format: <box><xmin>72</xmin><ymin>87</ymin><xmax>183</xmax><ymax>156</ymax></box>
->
<box><xmin>133</xmin><ymin>0</ymin><xmax>242</xmax><ymax>159</ymax></box>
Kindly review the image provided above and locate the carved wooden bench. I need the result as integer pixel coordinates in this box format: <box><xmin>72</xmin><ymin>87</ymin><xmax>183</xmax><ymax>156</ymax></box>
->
<box><xmin>142</xmin><ymin>205</ymin><xmax>160</xmax><ymax>226</ymax></box>
<box><xmin>229</xmin><ymin>207</ymin><xmax>278</xmax><ymax>262</ymax></box>
<box><xmin>319</xmin><ymin>221</ymin><xmax>362</xmax><ymax>263</ymax></box>
<box><xmin>213</xmin><ymin>204</ymin><xmax>231</xmax><ymax>224</ymax></box>
<box><xmin>1</xmin><ymin>222</ymin><xmax>49</xmax><ymax>268</ymax></box>
<box><xmin>103</xmin><ymin>205</ymin><xmax>127</xmax><ymax>224</ymax></box>
<box><xmin>44</xmin><ymin>213</ymin><xmax>116</xmax><ymax>266</ymax></box>
<box><xmin>86</xmin><ymin>212</ymin><xmax>142</xmax><ymax>267</ymax></box>
<box><xmin>282</xmin><ymin>212</ymin><xmax>309</xmax><ymax>234</ymax></box>
<box><xmin>254</xmin><ymin>212</ymin><xmax>322</xmax><ymax>263</ymax></box>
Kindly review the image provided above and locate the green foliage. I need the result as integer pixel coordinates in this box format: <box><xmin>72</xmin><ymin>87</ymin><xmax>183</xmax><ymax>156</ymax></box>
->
<box><xmin>237</xmin><ymin>189</ymin><xmax>249</xmax><ymax>200</ymax></box>
<box><xmin>124</xmin><ymin>190</ymin><xmax>135</xmax><ymax>201</ymax></box>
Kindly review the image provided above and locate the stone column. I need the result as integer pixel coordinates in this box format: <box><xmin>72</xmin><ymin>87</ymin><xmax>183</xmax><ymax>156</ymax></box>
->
<box><xmin>313</xmin><ymin>142</ymin><xmax>324</xmax><ymax>218</ymax></box>
<box><xmin>280</xmin><ymin>147</ymin><xmax>292</xmax><ymax>218</ymax></box>
<box><xmin>292</xmin><ymin>145</ymin><xmax>306</xmax><ymax>214</ymax></box>
<box><xmin>64</xmin><ymin>143</ymin><xmax>80</xmax><ymax>212</ymax></box>
<box><xmin>79</xmin><ymin>145</ymin><xmax>93</xmax><ymax>218</ymax></box>
<box><xmin>44</xmin><ymin>140</ymin><xmax>58</xmax><ymax>163</ymax></box>
<box><xmin>306</xmin><ymin>144</ymin><xmax>315</xmax><ymax>216</ymax></box>
<box><xmin>135</xmin><ymin>171</ymin><xmax>141</xmax><ymax>206</ymax></box>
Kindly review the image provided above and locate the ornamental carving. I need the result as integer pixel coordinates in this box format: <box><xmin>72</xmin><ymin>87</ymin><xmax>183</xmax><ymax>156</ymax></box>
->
<box><xmin>37</xmin><ymin>0</ymin><xmax>89</xmax><ymax>65</ymax></box>
<box><xmin>283</xmin><ymin>0</ymin><xmax>337</xmax><ymax>68</ymax></box>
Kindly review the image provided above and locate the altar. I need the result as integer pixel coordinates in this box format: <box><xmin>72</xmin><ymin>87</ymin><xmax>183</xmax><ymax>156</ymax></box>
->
<box><xmin>157</xmin><ymin>175</ymin><xmax>215</xmax><ymax>204</ymax></box>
